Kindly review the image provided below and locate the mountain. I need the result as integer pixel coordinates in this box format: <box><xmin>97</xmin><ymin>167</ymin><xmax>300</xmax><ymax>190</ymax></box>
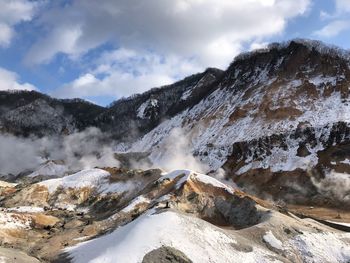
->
<box><xmin>0</xmin><ymin>39</ymin><xmax>350</xmax><ymax>262</ymax></box>
<box><xmin>95</xmin><ymin>67</ymin><xmax>223</xmax><ymax>141</ymax></box>
<box><xmin>0</xmin><ymin>90</ymin><xmax>104</xmax><ymax>136</ymax></box>
<box><xmin>1</xmin><ymin>39</ymin><xmax>349</xmax><ymax>208</ymax></box>
<box><xmin>0</xmin><ymin>68</ymin><xmax>223</xmax><ymax>139</ymax></box>
<box><xmin>117</xmin><ymin>39</ymin><xmax>350</xmax><ymax>208</ymax></box>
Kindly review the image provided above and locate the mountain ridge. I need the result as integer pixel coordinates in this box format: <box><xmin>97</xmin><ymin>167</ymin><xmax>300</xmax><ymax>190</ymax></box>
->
<box><xmin>1</xmin><ymin>39</ymin><xmax>350</xmax><ymax>262</ymax></box>
<box><xmin>1</xmin><ymin>38</ymin><xmax>349</xmax><ymax>207</ymax></box>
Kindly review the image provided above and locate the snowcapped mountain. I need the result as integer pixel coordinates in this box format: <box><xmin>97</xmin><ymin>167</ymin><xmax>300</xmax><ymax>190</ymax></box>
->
<box><xmin>116</xmin><ymin>39</ymin><xmax>350</xmax><ymax>208</ymax></box>
<box><xmin>0</xmin><ymin>90</ymin><xmax>104</xmax><ymax>136</ymax></box>
<box><xmin>1</xmin><ymin>39</ymin><xmax>350</xmax><ymax>206</ymax></box>
<box><xmin>0</xmin><ymin>39</ymin><xmax>350</xmax><ymax>262</ymax></box>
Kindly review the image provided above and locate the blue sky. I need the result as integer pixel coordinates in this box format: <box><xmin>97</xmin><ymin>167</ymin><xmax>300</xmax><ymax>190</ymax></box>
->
<box><xmin>0</xmin><ymin>0</ymin><xmax>349</xmax><ymax>106</ymax></box>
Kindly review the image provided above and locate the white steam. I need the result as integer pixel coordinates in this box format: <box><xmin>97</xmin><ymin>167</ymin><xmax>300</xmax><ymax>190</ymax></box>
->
<box><xmin>0</xmin><ymin>127</ymin><xmax>119</xmax><ymax>176</ymax></box>
<box><xmin>311</xmin><ymin>170</ymin><xmax>350</xmax><ymax>203</ymax></box>
<box><xmin>150</xmin><ymin>128</ymin><xmax>208</xmax><ymax>173</ymax></box>
<box><xmin>0</xmin><ymin>134</ymin><xmax>41</xmax><ymax>175</ymax></box>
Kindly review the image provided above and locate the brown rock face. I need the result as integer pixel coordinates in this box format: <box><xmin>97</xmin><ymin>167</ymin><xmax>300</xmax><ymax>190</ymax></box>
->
<box><xmin>223</xmin><ymin>122</ymin><xmax>350</xmax><ymax>208</ymax></box>
<box><xmin>142</xmin><ymin>246</ymin><xmax>192</xmax><ymax>263</ymax></box>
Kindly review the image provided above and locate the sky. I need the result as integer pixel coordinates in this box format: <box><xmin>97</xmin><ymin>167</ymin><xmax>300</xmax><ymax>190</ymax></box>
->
<box><xmin>0</xmin><ymin>0</ymin><xmax>349</xmax><ymax>106</ymax></box>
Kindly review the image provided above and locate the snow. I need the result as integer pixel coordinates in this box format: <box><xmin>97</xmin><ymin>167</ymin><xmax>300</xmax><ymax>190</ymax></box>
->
<box><xmin>309</xmin><ymin>75</ymin><xmax>338</xmax><ymax>86</ymax></box>
<box><xmin>128</xmin><ymin>77</ymin><xmax>349</xmax><ymax>174</ymax></box>
<box><xmin>38</xmin><ymin>169</ymin><xmax>110</xmax><ymax>194</ymax></box>
<box><xmin>326</xmin><ymin>221</ymin><xmax>350</xmax><ymax>227</ymax></box>
<box><xmin>7</xmin><ymin>206</ymin><xmax>44</xmax><ymax>213</ymax></box>
<box><xmin>181</xmin><ymin>87</ymin><xmax>193</xmax><ymax>100</ymax></box>
<box><xmin>28</xmin><ymin>161</ymin><xmax>67</xmax><ymax>178</ymax></box>
<box><xmin>136</xmin><ymin>101</ymin><xmax>148</xmax><ymax>118</ymax></box>
<box><xmin>194</xmin><ymin>173</ymin><xmax>234</xmax><ymax>193</ymax></box>
<box><xmin>136</xmin><ymin>99</ymin><xmax>158</xmax><ymax>119</ymax></box>
<box><xmin>290</xmin><ymin>232</ymin><xmax>350</xmax><ymax>263</ymax></box>
<box><xmin>113</xmin><ymin>38</ymin><xmax>350</xmax><ymax>177</ymax></box>
<box><xmin>0</xmin><ymin>212</ymin><xmax>31</xmax><ymax>229</ymax></box>
<box><xmin>121</xmin><ymin>196</ymin><xmax>150</xmax><ymax>213</ymax></box>
<box><xmin>161</xmin><ymin>169</ymin><xmax>192</xmax><ymax>180</ymax></box>
<box><xmin>340</xmin><ymin>159</ymin><xmax>350</xmax><ymax>165</ymax></box>
<box><xmin>67</xmin><ymin>210</ymin><xmax>277</xmax><ymax>263</ymax></box>
<box><xmin>235</xmin><ymin>38</ymin><xmax>350</xmax><ymax>63</ymax></box>
<box><xmin>74</xmin><ymin>236</ymin><xmax>90</xmax><ymax>242</ymax></box>
<box><xmin>236</xmin><ymin>135</ymin><xmax>322</xmax><ymax>174</ymax></box>
<box><xmin>38</xmin><ymin>168</ymin><xmax>143</xmax><ymax>196</ymax></box>
<box><xmin>263</xmin><ymin>231</ymin><xmax>283</xmax><ymax>250</ymax></box>
<box><xmin>161</xmin><ymin>170</ymin><xmax>234</xmax><ymax>194</ymax></box>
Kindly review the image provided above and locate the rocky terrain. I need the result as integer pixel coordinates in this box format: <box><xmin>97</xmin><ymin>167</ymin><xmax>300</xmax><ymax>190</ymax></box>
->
<box><xmin>0</xmin><ymin>39</ymin><xmax>350</xmax><ymax>262</ymax></box>
<box><xmin>0</xmin><ymin>167</ymin><xmax>349</xmax><ymax>262</ymax></box>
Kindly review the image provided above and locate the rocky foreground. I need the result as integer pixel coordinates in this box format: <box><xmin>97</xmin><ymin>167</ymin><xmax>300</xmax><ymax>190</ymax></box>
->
<box><xmin>0</xmin><ymin>166</ymin><xmax>349</xmax><ymax>263</ymax></box>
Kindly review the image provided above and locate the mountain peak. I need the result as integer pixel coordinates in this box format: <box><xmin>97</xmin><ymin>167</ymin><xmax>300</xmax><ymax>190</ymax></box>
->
<box><xmin>223</xmin><ymin>39</ymin><xmax>350</xmax><ymax>88</ymax></box>
<box><xmin>234</xmin><ymin>39</ymin><xmax>350</xmax><ymax>64</ymax></box>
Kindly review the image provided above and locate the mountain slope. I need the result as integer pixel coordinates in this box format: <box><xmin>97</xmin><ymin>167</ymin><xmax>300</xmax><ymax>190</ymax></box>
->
<box><xmin>1</xmin><ymin>39</ymin><xmax>349</xmax><ymax>207</ymax></box>
<box><xmin>0</xmin><ymin>90</ymin><xmax>104</xmax><ymax>136</ymax></box>
<box><xmin>116</xmin><ymin>39</ymin><xmax>350</xmax><ymax>206</ymax></box>
<box><xmin>95</xmin><ymin>68</ymin><xmax>223</xmax><ymax>141</ymax></box>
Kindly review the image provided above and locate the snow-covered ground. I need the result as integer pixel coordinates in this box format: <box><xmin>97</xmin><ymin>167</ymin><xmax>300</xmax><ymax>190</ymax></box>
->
<box><xmin>67</xmin><ymin>209</ymin><xmax>350</xmax><ymax>263</ymax></box>
<box><xmin>0</xmin><ymin>212</ymin><xmax>31</xmax><ymax>229</ymax></box>
<box><xmin>28</xmin><ymin>161</ymin><xmax>67</xmax><ymax>178</ymax></box>
<box><xmin>6</xmin><ymin>206</ymin><xmax>44</xmax><ymax>213</ymax></box>
<box><xmin>38</xmin><ymin>168</ymin><xmax>144</xmax><ymax>195</ymax></box>
<box><xmin>290</xmin><ymin>232</ymin><xmax>350</xmax><ymax>263</ymax></box>
<box><xmin>67</xmin><ymin>210</ymin><xmax>276</xmax><ymax>263</ymax></box>
<box><xmin>263</xmin><ymin>231</ymin><xmax>283</xmax><ymax>250</ymax></box>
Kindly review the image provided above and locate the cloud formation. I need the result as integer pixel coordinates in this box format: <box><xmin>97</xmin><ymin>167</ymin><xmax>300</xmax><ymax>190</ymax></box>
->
<box><xmin>314</xmin><ymin>20</ymin><xmax>350</xmax><ymax>37</ymax></box>
<box><xmin>30</xmin><ymin>0</ymin><xmax>310</xmax><ymax>98</ymax></box>
<box><xmin>0</xmin><ymin>0</ymin><xmax>41</xmax><ymax>47</ymax></box>
<box><xmin>314</xmin><ymin>0</ymin><xmax>350</xmax><ymax>38</ymax></box>
<box><xmin>0</xmin><ymin>67</ymin><xmax>37</xmax><ymax>91</ymax></box>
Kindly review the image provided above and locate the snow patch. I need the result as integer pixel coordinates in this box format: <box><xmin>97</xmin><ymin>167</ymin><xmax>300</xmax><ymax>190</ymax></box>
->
<box><xmin>38</xmin><ymin>168</ymin><xmax>143</xmax><ymax>196</ymax></box>
<box><xmin>137</xmin><ymin>99</ymin><xmax>158</xmax><ymax>119</ymax></box>
<box><xmin>291</xmin><ymin>232</ymin><xmax>350</xmax><ymax>263</ymax></box>
<box><xmin>7</xmin><ymin>206</ymin><xmax>44</xmax><ymax>213</ymax></box>
<box><xmin>121</xmin><ymin>196</ymin><xmax>150</xmax><ymax>213</ymax></box>
<box><xmin>263</xmin><ymin>231</ymin><xmax>283</xmax><ymax>250</ymax></box>
<box><xmin>0</xmin><ymin>212</ymin><xmax>31</xmax><ymax>229</ymax></box>
<box><xmin>161</xmin><ymin>170</ymin><xmax>234</xmax><ymax>194</ymax></box>
<box><xmin>28</xmin><ymin>161</ymin><xmax>67</xmax><ymax>178</ymax></box>
<box><xmin>340</xmin><ymin>159</ymin><xmax>350</xmax><ymax>165</ymax></box>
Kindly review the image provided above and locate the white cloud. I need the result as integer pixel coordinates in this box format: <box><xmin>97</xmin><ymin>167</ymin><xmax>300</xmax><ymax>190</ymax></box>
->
<box><xmin>27</xmin><ymin>0</ymin><xmax>310</xmax><ymax>67</ymax></box>
<box><xmin>249</xmin><ymin>42</ymin><xmax>269</xmax><ymax>50</ymax></box>
<box><xmin>335</xmin><ymin>0</ymin><xmax>350</xmax><ymax>13</ymax></box>
<box><xmin>315</xmin><ymin>0</ymin><xmax>350</xmax><ymax>38</ymax></box>
<box><xmin>314</xmin><ymin>20</ymin><xmax>350</xmax><ymax>37</ymax></box>
<box><xmin>25</xmin><ymin>26</ymin><xmax>83</xmax><ymax>64</ymax></box>
<box><xmin>33</xmin><ymin>0</ymin><xmax>311</xmax><ymax>98</ymax></box>
<box><xmin>0</xmin><ymin>67</ymin><xmax>37</xmax><ymax>91</ymax></box>
<box><xmin>0</xmin><ymin>0</ymin><xmax>42</xmax><ymax>47</ymax></box>
<box><xmin>53</xmin><ymin>49</ymin><xmax>200</xmax><ymax>99</ymax></box>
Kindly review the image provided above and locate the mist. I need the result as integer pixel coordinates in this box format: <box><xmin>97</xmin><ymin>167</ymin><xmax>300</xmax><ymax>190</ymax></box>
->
<box><xmin>149</xmin><ymin>128</ymin><xmax>209</xmax><ymax>173</ymax></box>
<box><xmin>0</xmin><ymin>127</ymin><xmax>119</xmax><ymax>176</ymax></box>
<box><xmin>311</xmin><ymin>170</ymin><xmax>350</xmax><ymax>203</ymax></box>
